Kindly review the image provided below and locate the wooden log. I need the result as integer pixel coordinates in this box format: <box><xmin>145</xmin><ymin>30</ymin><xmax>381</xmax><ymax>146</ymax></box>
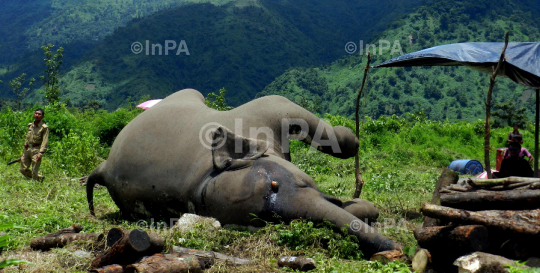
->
<box><xmin>91</xmin><ymin>229</ymin><xmax>153</xmax><ymax>268</ymax></box>
<box><xmin>89</xmin><ymin>264</ymin><xmax>125</xmax><ymax>273</ymax></box>
<box><xmin>106</xmin><ymin>228</ymin><xmax>126</xmax><ymax>248</ymax></box>
<box><xmin>453</xmin><ymin>252</ymin><xmax>529</xmax><ymax>272</ymax></box>
<box><xmin>411</xmin><ymin>249</ymin><xmax>431</xmax><ymax>273</ymax></box>
<box><xmin>370</xmin><ymin>250</ymin><xmax>404</xmax><ymax>264</ymax></box>
<box><xmin>468</xmin><ymin>177</ymin><xmax>540</xmax><ymax>188</ymax></box>
<box><xmin>31</xmin><ymin>233</ymin><xmax>104</xmax><ymax>251</ymax></box>
<box><xmin>49</xmin><ymin>224</ymin><xmax>83</xmax><ymax>236</ymax></box>
<box><xmin>278</xmin><ymin>256</ymin><xmax>317</xmax><ymax>271</ymax></box>
<box><xmin>443</xmin><ymin>184</ymin><xmax>471</xmax><ymax>192</ymax></box>
<box><xmin>440</xmin><ymin>189</ymin><xmax>540</xmax><ymax>210</ymax></box>
<box><xmin>171</xmin><ymin>246</ymin><xmax>253</xmax><ymax>267</ymax></box>
<box><xmin>414</xmin><ymin>225</ymin><xmax>489</xmax><ymax>269</ymax></box>
<box><xmin>424</xmin><ymin>168</ymin><xmax>458</xmax><ymax>227</ymax></box>
<box><xmin>488</xmin><ymin>233</ymin><xmax>540</xmax><ymax>260</ymax></box>
<box><xmin>106</xmin><ymin>228</ymin><xmax>164</xmax><ymax>253</ymax></box>
<box><xmin>414</xmin><ymin>225</ymin><xmax>489</xmax><ymax>253</ymax></box>
<box><xmin>421</xmin><ymin>204</ymin><xmax>540</xmax><ymax>236</ymax></box>
<box><xmin>489</xmin><ymin>181</ymin><xmax>534</xmax><ymax>190</ymax></box>
<box><xmin>146</xmin><ymin>232</ymin><xmax>165</xmax><ymax>254</ymax></box>
<box><xmin>125</xmin><ymin>254</ymin><xmax>202</xmax><ymax>273</ymax></box>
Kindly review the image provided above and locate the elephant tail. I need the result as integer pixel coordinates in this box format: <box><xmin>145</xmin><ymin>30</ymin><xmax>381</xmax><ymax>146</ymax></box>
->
<box><xmin>87</xmin><ymin>162</ymin><xmax>107</xmax><ymax>216</ymax></box>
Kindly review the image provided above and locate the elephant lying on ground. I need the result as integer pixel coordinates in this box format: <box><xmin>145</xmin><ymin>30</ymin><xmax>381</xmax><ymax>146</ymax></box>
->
<box><xmin>87</xmin><ymin>89</ymin><xmax>401</xmax><ymax>257</ymax></box>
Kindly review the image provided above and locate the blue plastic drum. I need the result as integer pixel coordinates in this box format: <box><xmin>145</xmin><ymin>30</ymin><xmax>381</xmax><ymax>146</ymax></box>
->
<box><xmin>448</xmin><ymin>159</ymin><xmax>484</xmax><ymax>175</ymax></box>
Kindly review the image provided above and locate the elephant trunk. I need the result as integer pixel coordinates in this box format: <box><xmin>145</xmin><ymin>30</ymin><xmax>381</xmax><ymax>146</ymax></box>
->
<box><xmin>289</xmin><ymin>195</ymin><xmax>402</xmax><ymax>258</ymax></box>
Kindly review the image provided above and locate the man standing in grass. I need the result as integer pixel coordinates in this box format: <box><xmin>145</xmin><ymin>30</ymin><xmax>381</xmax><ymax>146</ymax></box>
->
<box><xmin>20</xmin><ymin>108</ymin><xmax>49</xmax><ymax>182</ymax></box>
<box><xmin>507</xmin><ymin>122</ymin><xmax>523</xmax><ymax>144</ymax></box>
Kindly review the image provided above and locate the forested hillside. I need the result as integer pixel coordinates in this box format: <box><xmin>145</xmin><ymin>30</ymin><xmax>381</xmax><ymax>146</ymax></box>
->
<box><xmin>0</xmin><ymin>0</ymin><xmax>229</xmax><ymax>64</ymax></box>
<box><xmin>259</xmin><ymin>0</ymin><xmax>540</xmax><ymax>122</ymax></box>
<box><xmin>0</xmin><ymin>0</ymin><xmax>424</xmax><ymax>109</ymax></box>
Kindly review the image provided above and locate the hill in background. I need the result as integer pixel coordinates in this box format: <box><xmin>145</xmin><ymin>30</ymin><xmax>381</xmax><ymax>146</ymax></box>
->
<box><xmin>259</xmin><ymin>0</ymin><xmax>540</xmax><ymax>122</ymax></box>
<box><xmin>0</xmin><ymin>0</ymin><xmax>231</xmax><ymax>64</ymax></box>
<box><xmin>0</xmin><ymin>0</ymin><xmax>424</xmax><ymax>109</ymax></box>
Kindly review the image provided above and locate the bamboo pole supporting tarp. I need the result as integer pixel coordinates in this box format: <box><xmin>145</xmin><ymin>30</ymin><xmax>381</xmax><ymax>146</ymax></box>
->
<box><xmin>534</xmin><ymin>88</ymin><xmax>540</xmax><ymax>177</ymax></box>
<box><xmin>353</xmin><ymin>52</ymin><xmax>371</xmax><ymax>198</ymax></box>
<box><xmin>484</xmin><ymin>32</ymin><xmax>509</xmax><ymax>179</ymax></box>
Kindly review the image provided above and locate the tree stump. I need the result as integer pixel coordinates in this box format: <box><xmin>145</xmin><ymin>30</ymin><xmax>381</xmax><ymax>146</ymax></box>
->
<box><xmin>423</xmin><ymin>168</ymin><xmax>458</xmax><ymax>227</ymax></box>
<box><xmin>91</xmin><ymin>229</ymin><xmax>164</xmax><ymax>268</ymax></box>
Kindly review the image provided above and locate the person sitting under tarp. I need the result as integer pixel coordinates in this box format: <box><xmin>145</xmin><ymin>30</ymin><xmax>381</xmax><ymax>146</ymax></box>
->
<box><xmin>495</xmin><ymin>142</ymin><xmax>534</xmax><ymax>178</ymax></box>
<box><xmin>503</xmin><ymin>135</ymin><xmax>534</xmax><ymax>163</ymax></box>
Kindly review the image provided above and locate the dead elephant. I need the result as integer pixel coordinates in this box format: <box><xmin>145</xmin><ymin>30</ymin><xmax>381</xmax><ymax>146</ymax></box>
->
<box><xmin>87</xmin><ymin>89</ymin><xmax>401</xmax><ymax>257</ymax></box>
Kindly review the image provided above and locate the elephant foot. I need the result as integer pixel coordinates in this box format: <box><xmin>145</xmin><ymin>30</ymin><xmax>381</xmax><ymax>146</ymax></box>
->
<box><xmin>342</xmin><ymin>199</ymin><xmax>379</xmax><ymax>224</ymax></box>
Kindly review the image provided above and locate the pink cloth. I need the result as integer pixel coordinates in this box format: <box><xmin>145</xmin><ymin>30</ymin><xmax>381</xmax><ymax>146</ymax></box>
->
<box><xmin>503</xmin><ymin>147</ymin><xmax>532</xmax><ymax>159</ymax></box>
<box><xmin>477</xmin><ymin>169</ymin><xmax>498</xmax><ymax>179</ymax></box>
<box><xmin>136</xmin><ymin>99</ymin><xmax>162</xmax><ymax>110</ymax></box>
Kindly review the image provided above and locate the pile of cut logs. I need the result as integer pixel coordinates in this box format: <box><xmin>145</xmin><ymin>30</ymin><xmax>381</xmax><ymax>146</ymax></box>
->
<box><xmin>414</xmin><ymin>168</ymin><xmax>540</xmax><ymax>272</ymax></box>
<box><xmin>88</xmin><ymin>228</ymin><xmax>254</xmax><ymax>273</ymax></box>
<box><xmin>28</xmin><ymin>224</ymin><xmax>320</xmax><ymax>272</ymax></box>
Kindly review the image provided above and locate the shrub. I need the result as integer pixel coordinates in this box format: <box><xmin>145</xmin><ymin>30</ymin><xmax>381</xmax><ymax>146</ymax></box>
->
<box><xmin>272</xmin><ymin>220</ymin><xmax>362</xmax><ymax>260</ymax></box>
<box><xmin>50</xmin><ymin>130</ymin><xmax>103</xmax><ymax>177</ymax></box>
<box><xmin>0</xmin><ymin>107</ymin><xmax>32</xmax><ymax>160</ymax></box>
<box><xmin>91</xmin><ymin>108</ymin><xmax>141</xmax><ymax>146</ymax></box>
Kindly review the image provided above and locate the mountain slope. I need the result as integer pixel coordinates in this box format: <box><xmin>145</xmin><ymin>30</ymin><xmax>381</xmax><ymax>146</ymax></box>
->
<box><xmin>0</xmin><ymin>0</ymin><xmax>236</xmax><ymax>64</ymax></box>
<box><xmin>0</xmin><ymin>0</ymin><xmax>425</xmax><ymax>109</ymax></box>
<box><xmin>259</xmin><ymin>0</ymin><xmax>540</xmax><ymax>122</ymax></box>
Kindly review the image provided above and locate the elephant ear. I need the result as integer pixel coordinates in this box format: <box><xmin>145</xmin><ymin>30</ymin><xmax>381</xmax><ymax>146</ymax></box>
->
<box><xmin>212</xmin><ymin>127</ymin><xmax>269</xmax><ymax>171</ymax></box>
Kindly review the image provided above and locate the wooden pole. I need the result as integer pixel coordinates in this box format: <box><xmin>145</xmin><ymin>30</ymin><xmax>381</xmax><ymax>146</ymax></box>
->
<box><xmin>534</xmin><ymin>88</ymin><xmax>540</xmax><ymax>177</ymax></box>
<box><xmin>354</xmin><ymin>52</ymin><xmax>371</xmax><ymax>198</ymax></box>
<box><xmin>484</xmin><ymin>32</ymin><xmax>509</xmax><ymax>179</ymax></box>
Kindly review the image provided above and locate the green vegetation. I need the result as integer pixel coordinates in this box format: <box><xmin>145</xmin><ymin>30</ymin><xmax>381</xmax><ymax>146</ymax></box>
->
<box><xmin>493</xmin><ymin>100</ymin><xmax>529</xmax><ymax>128</ymax></box>
<box><xmin>0</xmin><ymin>221</ymin><xmax>32</xmax><ymax>270</ymax></box>
<box><xmin>8</xmin><ymin>74</ymin><xmax>35</xmax><ymax>111</ymax></box>
<box><xmin>205</xmin><ymin>88</ymin><xmax>234</xmax><ymax>111</ymax></box>
<box><xmin>0</xmin><ymin>0</ymin><xmax>424</xmax><ymax>109</ymax></box>
<box><xmin>506</xmin><ymin>261</ymin><xmax>540</xmax><ymax>272</ymax></box>
<box><xmin>40</xmin><ymin>44</ymin><xmax>64</xmax><ymax>105</ymax></box>
<box><xmin>260</xmin><ymin>0</ymin><xmax>540</xmax><ymax>122</ymax></box>
<box><xmin>0</xmin><ymin>0</ymin><xmax>232</xmax><ymax>64</ymax></box>
<box><xmin>0</xmin><ymin>91</ymin><xmax>530</xmax><ymax>271</ymax></box>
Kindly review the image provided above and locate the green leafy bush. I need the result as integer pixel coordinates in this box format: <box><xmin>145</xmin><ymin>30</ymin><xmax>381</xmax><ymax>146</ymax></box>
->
<box><xmin>91</xmin><ymin>108</ymin><xmax>142</xmax><ymax>146</ymax></box>
<box><xmin>50</xmin><ymin>130</ymin><xmax>103</xmax><ymax>177</ymax></box>
<box><xmin>171</xmin><ymin>223</ymin><xmax>250</xmax><ymax>252</ymax></box>
<box><xmin>0</xmin><ymin>217</ymin><xmax>32</xmax><ymax>270</ymax></box>
<box><xmin>272</xmin><ymin>220</ymin><xmax>362</xmax><ymax>260</ymax></box>
<box><xmin>42</xmin><ymin>104</ymin><xmax>77</xmax><ymax>141</ymax></box>
<box><xmin>205</xmin><ymin>88</ymin><xmax>233</xmax><ymax>111</ymax></box>
<box><xmin>0</xmin><ymin>107</ymin><xmax>32</xmax><ymax>160</ymax></box>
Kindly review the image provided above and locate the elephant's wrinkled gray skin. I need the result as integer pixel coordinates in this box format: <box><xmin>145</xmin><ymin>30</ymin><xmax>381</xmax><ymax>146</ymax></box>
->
<box><xmin>87</xmin><ymin>89</ymin><xmax>401</xmax><ymax>256</ymax></box>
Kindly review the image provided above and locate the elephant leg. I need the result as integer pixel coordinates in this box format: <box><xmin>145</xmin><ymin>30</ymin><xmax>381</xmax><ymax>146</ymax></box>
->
<box><xmin>342</xmin><ymin>199</ymin><xmax>379</xmax><ymax>224</ymax></box>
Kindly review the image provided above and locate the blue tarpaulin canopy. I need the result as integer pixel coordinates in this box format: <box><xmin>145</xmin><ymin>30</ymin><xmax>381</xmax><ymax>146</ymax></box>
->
<box><xmin>374</xmin><ymin>41</ymin><xmax>540</xmax><ymax>178</ymax></box>
<box><xmin>374</xmin><ymin>42</ymin><xmax>540</xmax><ymax>88</ymax></box>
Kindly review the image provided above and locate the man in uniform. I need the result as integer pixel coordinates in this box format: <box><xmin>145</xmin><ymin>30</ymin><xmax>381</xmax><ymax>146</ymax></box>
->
<box><xmin>20</xmin><ymin>108</ymin><xmax>49</xmax><ymax>181</ymax></box>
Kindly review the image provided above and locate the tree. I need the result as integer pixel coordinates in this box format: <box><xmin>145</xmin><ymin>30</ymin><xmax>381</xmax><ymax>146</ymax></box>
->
<box><xmin>8</xmin><ymin>73</ymin><xmax>35</xmax><ymax>110</ymax></box>
<box><xmin>205</xmin><ymin>88</ymin><xmax>233</xmax><ymax>111</ymax></box>
<box><xmin>492</xmin><ymin>100</ymin><xmax>528</xmax><ymax>128</ymax></box>
<box><xmin>40</xmin><ymin>44</ymin><xmax>64</xmax><ymax>105</ymax></box>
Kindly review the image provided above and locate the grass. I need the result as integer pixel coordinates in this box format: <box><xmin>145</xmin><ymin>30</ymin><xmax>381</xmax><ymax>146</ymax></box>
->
<box><xmin>0</xmin><ymin>155</ymin><xmax>417</xmax><ymax>272</ymax></box>
<box><xmin>0</xmin><ymin>106</ymin><xmax>531</xmax><ymax>272</ymax></box>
